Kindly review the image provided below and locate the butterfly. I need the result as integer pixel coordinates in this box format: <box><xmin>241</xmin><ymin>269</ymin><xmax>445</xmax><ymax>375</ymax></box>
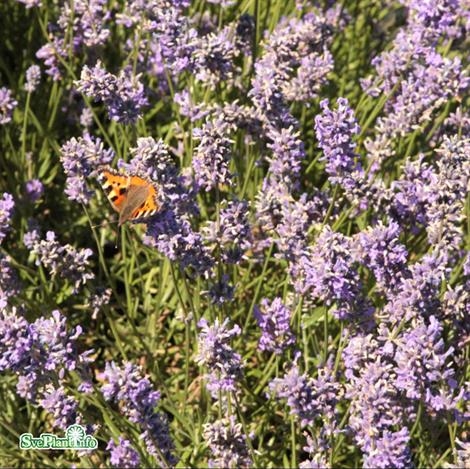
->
<box><xmin>97</xmin><ymin>166</ymin><xmax>160</xmax><ymax>227</ymax></box>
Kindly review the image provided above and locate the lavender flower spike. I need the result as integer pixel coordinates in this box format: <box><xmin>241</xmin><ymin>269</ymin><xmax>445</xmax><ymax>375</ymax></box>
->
<box><xmin>0</xmin><ymin>193</ymin><xmax>14</xmax><ymax>244</ymax></box>
<box><xmin>254</xmin><ymin>297</ymin><xmax>295</xmax><ymax>354</ymax></box>
<box><xmin>195</xmin><ymin>318</ymin><xmax>243</xmax><ymax>397</ymax></box>
<box><xmin>314</xmin><ymin>98</ymin><xmax>361</xmax><ymax>180</ymax></box>
<box><xmin>0</xmin><ymin>87</ymin><xmax>18</xmax><ymax>124</ymax></box>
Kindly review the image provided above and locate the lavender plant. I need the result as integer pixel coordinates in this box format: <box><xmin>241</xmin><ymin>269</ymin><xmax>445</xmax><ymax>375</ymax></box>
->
<box><xmin>0</xmin><ymin>0</ymin><xmax>468</xmax><ymax>467</ymax></box>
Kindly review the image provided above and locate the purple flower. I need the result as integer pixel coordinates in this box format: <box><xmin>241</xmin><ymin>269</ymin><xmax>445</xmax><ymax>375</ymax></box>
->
<box><xmin>59</xmin><ymin>0</ymin><xmax>111</xmax><ymax>48</ymax></box>
<box><xmin>0</xmin><ymin>87</ymin><xmax>17</xmax><ymax>124</ymax></box>
<box><xmin>314</xmin><ymin>98</ymin><xmax>361</xmax><ymax>180</ymax></box>
<box><xmin>203</xmin><ymin>416</ymin><xmax>252</xmax><ymax>468</ymax></box>
<box><xmin>447</xmin><ymin>438</ymin><xmax>470</xmax><ymax>468</ymax></box>
<box><xmin>0</xmin><ymin>306</ymin><xmax>32</xmax><ymax>373</ymax></box>
<box><xmin>192</xmin><ymin>116</ymin><xmax>233</xmax><ymax>191</ymax></box>
<box><xmin>0</xmin><ymin>306</ymin><xmax>92</xmax><ymax>422</ymax></box>
<box><xmin>24</xmin><ymin>230</ymin><xmax>94</xmax><ymax>293</ymax></box>
<box><xmin>389</xmin><ymin>154</ymin><xmax>433</xmax><ymax>232</ymax></box>
<box><xmin>16</xmin><ymin>0</ymin><xmax>41</xmax><ymax>7</ymax></box>
<box><xmin>192</xmin><ymin>26</ymin><xmax>238</xmax><ymax>88</ymax></box>
<box><xmin>207</xmin><ymin>275</ymin><xmax>234</xmax><ymax>306</ymax></box>
<box><xmin>76</xmin><ymin>61</ymin><xmax>147</xmax><ymax>124</ymax></box>
<box><xmin>35</xmin><ymin>0</ymin><xmax>110</xmax><ymax>79</ymax></box>
<box><xmin>362</xmin><ymin>427</ymin><xmax>413</xmax><ymax>469</ymax></box>
<box><xmin>390</xmin><ymin>135</ymin><xmax>469</xmax><ymax>255</ymax></box>
<box><xmin>195</xmin><ymin>318</ymin><xmax>243</xmax><ymax>397</ymax></box>
<box><xmin>364</xmin><ymin>51</ymin><xmax>469</xmax><ymax>173</ymax></box>
<box><xmin>250</xmin><ymin>13</ymin><xmax>334</xmax><ymax>117</ymax></box>
<box><xmin>60</xmin><ymin>135</ymin><xmax>114</xmax><ymax>204</ymax></box>
<box><xmin>394</xmin><ymin>316</ymin><xmax>458</xmax><ymax>408</ymax></box>
<box><xmin>276</xmin><ymin>190</ymin><xmax>330</xmax><ymax>261</ymax></box>
<box><xmin>36</xmin><ymin>38</ymin><xmax>66</xmax><ymax>81</ymax></box>
<box><xmin>0</xmin><ymin>193</ymin><xmax>14</xmax><ymax>244</ymax></box>
<box><xmin>343</xmin><ymin>334</ymin><xmax>413</xmax><ymax>468</ymax></box>
<box><xmin>116</xmin><ymin>0</ymin><xmax>195</xmax><ymax>79</ymax></box>
<box><xmin>235</xmin><ymin>14</ymin><xmax>255</xmax><ymax>55</ymax></box>
<box><xmin>353</xmin><ymin>221</ymin><xmax>409</xmax><ymax>295</ymax></box>
<box><xmin>382</xmin><ymin>252</ymin><xmax>448</xmax><ymax>324</ymax></box>
<box><xmin>88</xmin><ymin>287</ymin><xmax>112</xmax><ymax>320</ymax></box>
<box><xmin>254</xmin><ymin>178</ymin><xmax>329</xmax><ymax>260</ymax></box>
<box><xmin>174</xmin><ymin>90</ymin><xmax>210</xmax><ymax>121</ymax></box>
<box><xmin>269</xmin><ymin>358</ymin><xmax>342</xmax><ymax>430</ymax></box>
<box><xmin>299</xmin><ymin>432</ymin><xmax>331</xmax><ymax>468</ymax></box>
<box><xmin>25</xmin><ymin>179</ymin><xmax>44</xmax><ymax>202</ymax></box>
<box><xmin>254</xmin><ymin>298</ymin><xmax>295</xmax><ymax>354</ymax></box>
<box><xmin>202</xmin><ymin>200</ymin><xmax>251</xmax><ymax>264</ymax></box>
<box><xmin>291</xmin><ymin>227</ymin><xmax>373</xmax><ymax>323</ymax></box>
<box><xmin>146</xmin><ymin>211</ymin><xmax>214</xmax><ymax>274</ymax></box>
<box><xmin>266</xmin><ymin>125</ymin><xmax>305</xmax><ymax>187</ymax></box>
<box><xmin>24</xmin><ymin>65</ymin><xmax>41</xmax><ymax>92</ymax></box>
<box><xmin>0</xmin><ymin>256</ymin><xmax>20</xmax><ymax>309</ymax></box>
<box><xmin>101</xmin><ymin>361</ymin><xmax>176</xmax><ymax>465</ymax></box>
<box><xmin>426</xmin><ymin>135</ymin><xmax>470</xmax><ymax>254</ymax></box>
<box><xmin>40</xmin><ymin>384</ymin><xmax>79</xmax><ymax>430</ymax></box>
<box><xmin>107</xmin><ymin>438</ymin><xmax>141</xmax><ymax>468</ymax></box>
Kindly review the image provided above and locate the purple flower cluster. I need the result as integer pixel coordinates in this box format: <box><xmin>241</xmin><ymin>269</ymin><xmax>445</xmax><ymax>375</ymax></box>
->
<box><xmin>389</xmin><ymin>135</ymin><xmax>470</xmax><ymax>255</ymax></box>
<box><xmin>24</xmin><ymin>65</ymin><xmax>41</xmax><ymax>93</ymax></box>
<box><xmin>0</xmin><ymin>307</ymin><xmax>92</xmax><ymax>428</ymax></box>
<box><xmin>269</xmin><ymin>357</ymin><xmax>342</xmax><ymax>432</ymax></box>
<box><xmin>25</xmin><ymin>179</ymin><xmax>44</xmax><ymax>202</ymax></box>
<box><xmin>203</xmin><ymin>416</ymin><xmax>252</xmax><ymax>468</ymax></box>
<box><xmin>195</xmin><ymin>318</ymin><xmax>243</xmax><ymax>397</ymax></box>
<box><xmin>291</xmin><ymin>227</ymin><xmax>373</xmax><ymax>323</ymax></box>
<box><xmin>35</xmin><ymin>0</ymin><xmax>111</xmax><ymax>80</ymax></box>
<box><xmin>314</xmin><ymin>98</ymin><xmax>361</xmax><ymax>181</ymax></box>
<box><xmin>100</xmin><ymin>361</ymin><xmax>176</xmax><ymax>466</ymax></box>
<box><xmin>60</xmin><ymin>134</ymin><xmax>114</xmax><ymax>204</ymax></box>
<box><xmin>361</xmin><ymin>2</ymin><xmax>470</xmax><ymax>174</ymax></box>
<box><xmin>0</xmin><ymin>255</ymin><xmax>20</xmax><ymax>309</ymax></box>
<box><xmin>76</xmin><ymin>61</ymin><xmax>148</xmax><ymax>124</ymax></box>
<box><xmin>0</xmin><ymin>87</ymin><xmax>17</xmax><ymax>124</ymax></box>
<box><xmin>0</xmin><ymin>193</ymin><xmax>14</xmax><ymax>244</ymax></box>
<box><xmin>202</xmin><ymin>200</ymin><xmax>251</xmax><ymax>264</ymax></box>
<box><xmin>24</xmin><ymin>230</ymin><xmax>94</xmax><ymax>293</ymax></box>
<box><xmin>3</xmin><ymin>0</ymin><xmax>469</xmax><ymax>466</ymax></box>
<box><xmin>192</xmin><ymin>116</ymin><xmax>234</xmax><ymax>191</ymax></box>
<box><xmin>250</xmin><ymin>13</ymin><xmax>335</xmax><ymax>120</ymax></box>
<box><xmin>107</xmin><ymin>437</ymin><xmax>141</xmax><ymax>468</ymax></box>
<box><xmin>192</xmin><ymin>26</ymin><xmax>238</xmax><ymax>89</ymax></box>
<box><xmin>116</xmin><ymin>0</ymin><xmax>194</xmax><ymax>81</ymax></box>
<box><xmin>352</xmin><ymin>221</ymin><xmax>409</xmax><ymax>295</ymax></box>
<box><xmin>266</xmin><ymin>126</ymin><xmax>305</xmax><ymax>187</ymax></box>
<box><xmin>342</xmin><ymin>333</ymin><xmax>414</xmax><ymax>468</ymax></box>
<box><xmin>0</xmin><ymin>192</ymin><xmax>18</xmax><ymax>320</ymax></box>
<box><xmin>254</xmin><ymin>298</ymin><xmax>295</xmax><ymax>354</ymax></box>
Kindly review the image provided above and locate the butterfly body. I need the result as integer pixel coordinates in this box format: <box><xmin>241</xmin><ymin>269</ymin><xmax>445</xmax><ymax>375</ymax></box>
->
<box><xmin>98</xmin><ymin>166</ymin><xmax>160</xmax><ymax>226</ymax></box>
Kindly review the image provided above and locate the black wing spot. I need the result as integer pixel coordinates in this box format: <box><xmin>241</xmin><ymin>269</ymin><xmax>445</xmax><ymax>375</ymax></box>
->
<box><xmin>110</xmin><ymin>195</ymin><xmax>119</xmax><ymax>202</ymax></box>
<box><xmin>119</xmin><ymin>187</ymin><xmax>127</xmax><ymax>195</ymax></box>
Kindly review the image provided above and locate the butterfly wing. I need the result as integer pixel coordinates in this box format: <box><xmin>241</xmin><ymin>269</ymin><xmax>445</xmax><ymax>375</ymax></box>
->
<box><xmin>98</xmin><ymin>167</ymin><xmax>130</xmax><ymax>213</ymax></box>
<box><xmin>125</xmin><ymin>176</ymin><xmax>159</xmax><ymax>223</ymax></box>
<box><xmin>98</xmin><ymin>167</ymin><xmax>160</xmax><ymax>226</ymax></box>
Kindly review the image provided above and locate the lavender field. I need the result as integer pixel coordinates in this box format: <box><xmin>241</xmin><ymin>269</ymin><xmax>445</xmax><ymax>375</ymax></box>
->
<box><xmin>0</xmin><ymin>0</ymin><xmax>469</xmax><ymax>467</ymax></box>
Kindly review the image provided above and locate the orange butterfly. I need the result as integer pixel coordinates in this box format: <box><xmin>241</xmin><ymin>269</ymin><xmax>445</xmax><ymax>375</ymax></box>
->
<box><xmin>98</xmin><ymin>166</ymin><xmax>160</xmax><ymax>226</ymax></box>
